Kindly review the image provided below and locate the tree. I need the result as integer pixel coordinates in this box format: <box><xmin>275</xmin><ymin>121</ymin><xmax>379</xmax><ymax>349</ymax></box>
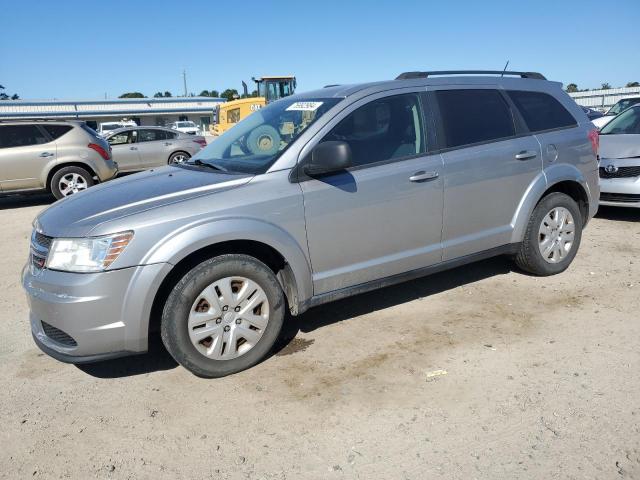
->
<box><xmin>566</xmin><ymin>83</ymin><xmax>578</xmax><ymax>93</ymax></box>
<box><xmin>220</xmin><ymin>88</ymin><xmax>239</xmax><ymax>102</ymax></box>
<box><xmin>626</xmin><ymin>81</ymin><xmax>640</xmax><ymax>87</ymax></box>
<box><xmin>198</xmin><ymin>89</ymin><xmax>219</xmax><ymax>97</ymax></box>
<box><xmin>0</xmin><ymin>84</ymin><xmax>19</xmax><ymax>100</ymax></box>
<box><xmin>118</xmin><ymin>92</ymin><xmax>146</xmax><ymax>98</ymax></box>
<box><xmin>163</xmin><ymin>91</ymin><xmax>172</xmax><ymax>97</ymax></box>
<box><xmin>600</xmin><ymin>83</ymin><xmax>611</xmax><ymax>90</ymax></box>
<box><xmin>153</xmin><ymin>92</ymin><xmax>164</xmax><ymax>98</ymax></box>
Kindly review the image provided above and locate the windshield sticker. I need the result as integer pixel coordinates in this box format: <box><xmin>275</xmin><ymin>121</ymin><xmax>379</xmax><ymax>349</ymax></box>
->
<box><xmin>286</xmin><ymin>101</ymin><xmax>323</xmax><ymax>112</ymax></box>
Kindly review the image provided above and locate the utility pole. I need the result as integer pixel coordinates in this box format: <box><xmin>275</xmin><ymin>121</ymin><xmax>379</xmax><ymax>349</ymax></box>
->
<box><xmin>182</xmin><ymin>69</ymin><xmax>188</xmax><ymax>97</ymax></box>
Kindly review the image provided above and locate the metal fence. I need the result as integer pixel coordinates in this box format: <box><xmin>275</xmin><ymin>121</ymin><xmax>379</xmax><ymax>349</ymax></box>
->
<box><xmin>569</xmin><ymin>86</ymin><xmax>640</xmax><ymax>111</ymax></box>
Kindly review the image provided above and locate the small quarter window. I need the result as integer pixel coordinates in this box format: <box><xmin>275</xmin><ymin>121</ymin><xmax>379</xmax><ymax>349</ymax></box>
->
<box><xmin>42</xmin><ymin>124</ymin><xmax>73</xmax><ymax>140</ymax></box>
<box><xmin>507</xmin><ymin>90</ymin><xmax>577</xmax><ymax>132</ymax></box>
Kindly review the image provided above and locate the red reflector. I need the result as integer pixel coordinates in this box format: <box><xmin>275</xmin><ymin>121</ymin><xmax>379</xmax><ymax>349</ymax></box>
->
<box><xmin>88</xmin><ymin>143</ymin><xmax>111</xmax><ymax>161</ymax></box>
<box><xmin>587</xmin><ymin>129</ymin><xmax>599</xmax><ymax>156</ymax></box>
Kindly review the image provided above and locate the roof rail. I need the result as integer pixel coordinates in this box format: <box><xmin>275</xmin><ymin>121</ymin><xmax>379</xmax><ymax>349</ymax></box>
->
<box><xmin>0</xmin><ymin>118</ymin><xmax>72</xmax><ymax>123</ymax></box>
<box><xmin>323</xmin><ymin>84</ymin><xmax>340</xmax><ymax>88</ymax></box>
<box><xmin>396</xmin><ymin>70</ymin><xmax>547</xmax><ymax>80</ymax></box>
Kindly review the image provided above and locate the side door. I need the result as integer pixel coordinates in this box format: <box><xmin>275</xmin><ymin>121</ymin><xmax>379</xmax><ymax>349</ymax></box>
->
<box><xmin>432</xmin><ymin>88</ymin><xmax>543</xmax><ymax>260</ymax></box>
<box><xmin>299</xmin><ymin>91</ymin><xmax>444</xmax><ymax>295</ymax></box>
<box><xmin>506</xmin><ymin>89</ymin><xmax>587</xmax><ymax>178</ymax></box>
<box><xmin>135</xmin><ymin>129</ymin><xmax>172</xmax><ymax>168</ymax></box>
<box><xmin>107</xmin><ymin>130</ymin><xmax>141</xmax><ymax>172</ymax></box>
<box><xmin>0</xmin><ymin>124</ymin><xmax>53</xmax><ymax>190</ymax></box>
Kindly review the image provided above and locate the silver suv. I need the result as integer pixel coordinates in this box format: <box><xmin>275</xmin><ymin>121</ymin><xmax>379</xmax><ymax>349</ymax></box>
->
<box><xmin>0</xmin><ymin>120</ymin><xmax>117</xmax><ymax>199</ymax></box>
<box><xmin>23</xmin><ymin>71</ymin><xmax>600</xmax><ymax>377</ymax></box>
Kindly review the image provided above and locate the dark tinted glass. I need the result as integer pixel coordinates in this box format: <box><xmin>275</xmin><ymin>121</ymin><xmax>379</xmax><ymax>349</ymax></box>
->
<box><xmin>42</xmin><ymin>124</ymin><xmax>73</xmax><ymax>140</ymax></box>
<box><xmin>0</xmin><ymin>125</ymin><xmax>48</xmax><ymax>148</ymax></box>
<box><xmin>138</xmin><ymin>129</ymin><xmax>167</xmax><ymax>142</ymax></box>
<box><xmin>435</xmin><ymin>89</ymin><xmax>515</xmax><ymax>148</ymax></box>
<box><xmin>508</xmin><ymin>90</ymin><xmax>576</xmax><ymax>132</ymax></box>
<box><xmin>322</xmin><ymin>93</ymin><xmax>425</xmax><ymax>167</ymax></box>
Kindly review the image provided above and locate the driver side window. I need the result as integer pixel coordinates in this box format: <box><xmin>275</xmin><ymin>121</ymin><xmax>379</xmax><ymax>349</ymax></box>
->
<box><xmin>108</xmin><ymin>131</ymin><xmax>133</xmax><ymax>145</ymax></box>
<box><xmin>321</xmin><ymin>93</ymin><xmax>425</xmax><ymax>167</ymax></box>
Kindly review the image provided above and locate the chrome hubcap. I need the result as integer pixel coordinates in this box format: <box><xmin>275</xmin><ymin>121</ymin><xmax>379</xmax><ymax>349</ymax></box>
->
<box><xmin>538</xmin><ymin>207</ymin><xmax>575</xmax><ymax>264</ymax></box>
<box><xmin>58</xmin><ymin>173</ymin><xmax>88</xmax><ymax>196</ymax></box>
<box><xmin>171</xmin><ymin>154</ymin><xmax>187</xmax><ymax>164</ymax></box>
<box><xmin>188</xmin><ymin>276</ymin><xmax>269</xmax><ymax>360</ymax></box>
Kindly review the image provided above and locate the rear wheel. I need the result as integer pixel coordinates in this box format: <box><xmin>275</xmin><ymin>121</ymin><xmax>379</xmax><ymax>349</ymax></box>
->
<box><xmin>50</xmin><ymin>166</ymin><xmax>94</xmax><ymax>199</ymax></box>
<box><xmin>514</xmin><ymin>192</ymin><xmax>582</xmax><ymax>275</ymax></box>
<box><xmin>161</xmin><ymin>254</ymin><xmax>285</xmax><ymax>378</ymax></box>
<box><xmin>169</xmin><ymin>151</ymin><xmax>190</xmax><ymax>165</ymax></box>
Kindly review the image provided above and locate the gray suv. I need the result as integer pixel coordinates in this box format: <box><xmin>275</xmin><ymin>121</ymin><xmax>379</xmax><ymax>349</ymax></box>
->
<box><xmin>23</xmin><ymin>71</ymin><xmax>600</xmax><ymax>377</ymax></box>
<box><xmin>0</xmin><ymin>120</ymin><xmax>117</xmax><ymax>199</ymax></box>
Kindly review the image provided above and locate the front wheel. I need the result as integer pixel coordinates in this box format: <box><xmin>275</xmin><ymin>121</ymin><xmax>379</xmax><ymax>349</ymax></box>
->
<box><xmin>161</xmin><ymin>254</ymin><xmax>285</xmax><ymax>378</ymax></box>
<box><xmin>514</xmin><ymin>192</ymin><xmax>583</xmax><ymax>276</ymax></box>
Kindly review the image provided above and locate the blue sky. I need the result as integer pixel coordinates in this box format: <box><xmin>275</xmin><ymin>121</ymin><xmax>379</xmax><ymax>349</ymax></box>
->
<box><xmin>1</xmin><ymin>0</ymin><xmax>639</xmax><ymax>100</ymax></box>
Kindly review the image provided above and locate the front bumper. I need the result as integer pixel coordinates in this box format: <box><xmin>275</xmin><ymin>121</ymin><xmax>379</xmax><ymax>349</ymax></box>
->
<box><xmin>599</xmin><ymin>162</ymin><xmax>640</xmax><ymax>208</ymax></box>
<box><xmin>23</xmin><ymin>262</ymin><xmax>171</xmax><ymax>363</ymax></box>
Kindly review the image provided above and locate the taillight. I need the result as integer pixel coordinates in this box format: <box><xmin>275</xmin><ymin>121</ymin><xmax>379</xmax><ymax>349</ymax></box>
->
<box><xmin>88</xmin><ymin>143</ymin><xmax>111</xmax><ymax>161</ymax></box>
<box><xmin>193</xmin><ymin>138</ymin><xmax>207</xmax><ymax>148</ymax></box>
<box><xmin>587</xmin><ymin>129</ymin><xmax>599</xmax><ymax>157</ymax></box>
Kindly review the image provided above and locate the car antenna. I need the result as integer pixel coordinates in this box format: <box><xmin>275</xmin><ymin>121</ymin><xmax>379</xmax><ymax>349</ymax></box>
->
<box><xmin>501</xmin><ymin>60</ymin><xmax>510</xmax><ymax>77</ymax></box>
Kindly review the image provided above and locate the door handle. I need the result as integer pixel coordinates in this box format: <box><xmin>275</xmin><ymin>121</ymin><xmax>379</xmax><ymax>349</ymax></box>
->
<box><xmin>164</xmin><ymin>142</ymin><xmax>173</xmax><ymax>146</ymax></box>
<box><xmin>130</xmin><ymin>146</ymin><xmax>138</xmax><ymax>151</ymax></box>
<box><xmin>515</xmin><ymin>150</ymin><xmax>537</xmax><ymax>160</ymax></box>
<box><xmin>39</xmin><ymin>152</ymin><xmax>54</xmax><ymax>157</ymax></box>
<box><xmin>409</xmin><ymin>171</ymin><xmax>439</xmax><ymax>182</ymax></box>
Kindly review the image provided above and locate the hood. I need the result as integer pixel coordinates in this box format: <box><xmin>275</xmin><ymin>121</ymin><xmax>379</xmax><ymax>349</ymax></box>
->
<box><xmin>35</xmin><ymin>166</ymin><xmax>252</xmax><ymax>237</ymax></box>
<box><xmin>591</xmin><ymin>115</ymin><xmax>613</xmax><ymax>129</ymax></box>
<box><xmin>599</xmin><ymin>134</ymin><xmax>640</xmax><ymax>160</ymax></box>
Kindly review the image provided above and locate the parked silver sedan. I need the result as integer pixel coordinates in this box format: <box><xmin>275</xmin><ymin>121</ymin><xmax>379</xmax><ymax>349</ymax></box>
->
<box><xmin>105</xmin><ymin>126</ymin><xmax>207</xmax><ymax>172</ymax></box>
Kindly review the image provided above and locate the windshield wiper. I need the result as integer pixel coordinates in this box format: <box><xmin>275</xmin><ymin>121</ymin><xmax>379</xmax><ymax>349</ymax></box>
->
<box><xmin>186</xmin><ymin>159</ymin><xmax>228</xmax><ymax>172</ymax></box>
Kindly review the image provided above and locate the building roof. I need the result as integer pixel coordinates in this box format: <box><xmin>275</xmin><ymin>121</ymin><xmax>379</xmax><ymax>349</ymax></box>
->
<box><xmin>0</xmin><ymin>96</ymin><xmax>225</xmax><ymax>119</ymax></box>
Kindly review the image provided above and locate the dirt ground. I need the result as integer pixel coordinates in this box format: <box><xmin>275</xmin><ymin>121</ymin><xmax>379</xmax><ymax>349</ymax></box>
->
<box><xmin>0</xmin><ymin>193</ymin><xmax>638</xmax><ymax>480</ymax></box>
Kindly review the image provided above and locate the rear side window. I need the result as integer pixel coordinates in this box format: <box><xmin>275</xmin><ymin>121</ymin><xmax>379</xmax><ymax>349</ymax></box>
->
<box><xmin>507</xmin><ymin>90</ymin><xmax>576</xmax><ymax>132</ymax></box>
<box><xmin>435</xmin><ymin>89</ymin><xmax>515</xmax><ymax>148</ymax></box>
<box><xmin>42</xmin><ymin>124</ymin><xmax>73</xmax><ymax>140</ymax></box>
<box><xmin>0</xmin><ymin>125</ymin><xmax>49</xmax><ymax>148</ymax></box>
<box><xmin>138</xmin><ymin>129</ymin><xmax>167</xmax><ymax>142</ymax></box>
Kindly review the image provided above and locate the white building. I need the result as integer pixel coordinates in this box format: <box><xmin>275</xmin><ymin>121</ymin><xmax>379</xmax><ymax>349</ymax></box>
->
<box><xmin>569</xmin><ymin>86</ymin><xmax>640</xmax><ymax>111</ymax></box>
<box><xmin>0</xmin><ymin>96</ymin><xmax>225</xmax><ymax>132</ymax></box>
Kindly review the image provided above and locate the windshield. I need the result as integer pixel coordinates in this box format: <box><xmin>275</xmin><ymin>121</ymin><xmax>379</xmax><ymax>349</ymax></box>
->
<box><xmin>607</xmin><ymin>98</ymin><xmax>640</xmax><ymax>116</ymax></box>
<box><xmin>187</xmin><ymin>97</ymin><xmax>342</xmax><ymax>174</ymax></box>
<box><xmin>600</xmin><ymin>106</ymin><xmax>640</xmax><ymax>135</ymax></box>
<box><xmin>177</xmin><ymin>121</ymin><xmax>195</xmax><ymax>127</ymax></box>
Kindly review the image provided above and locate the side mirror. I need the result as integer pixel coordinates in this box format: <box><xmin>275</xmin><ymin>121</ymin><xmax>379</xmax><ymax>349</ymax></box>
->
<box><xmin>303</xmin><ymin>141</ymin><xmax>352</xmax><ymax>177</ymax></box>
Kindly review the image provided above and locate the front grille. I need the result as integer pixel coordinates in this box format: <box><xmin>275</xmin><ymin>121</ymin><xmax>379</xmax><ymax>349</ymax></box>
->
<box><xmin>41</xmin><ymin>321</ymin><xmax>77</xmax><ymax>347</ymax></box>
<box><xmin>600</xmin><ymin>192</ymin><xmax>640</xmax><ymax>203</ymax></box>
<box><xmin>30</xmin><ymin>230</ymin><xmax>52</xmax><ymax>270</ymax></box>
<box><xmin>599</xmin><ymin>166</ymin><xmax>640</xmax><ymax>179</ymax></box>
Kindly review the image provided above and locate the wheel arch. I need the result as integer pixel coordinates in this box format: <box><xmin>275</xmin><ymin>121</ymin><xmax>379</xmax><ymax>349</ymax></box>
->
<box><xmin>44</xmin><ymin>162</ymin><xmax>98</xmax><ymax>191</ymax></box>
<box><xmin>510</xmin><ymin>166</ymin><xmax>591</xmax><ymax>243</ymax></box>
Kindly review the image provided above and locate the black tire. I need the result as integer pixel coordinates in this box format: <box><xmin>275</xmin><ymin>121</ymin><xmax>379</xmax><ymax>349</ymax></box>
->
<box><xmin>168</xmin><ymin>151</ymin><xmax>190</xmax><ymax>165</ymax></box>
<box><xmin>50</xmin><ymin>165</ymin><xmax>94</xmax><ymax>200</ymax></box>
<box><xmin>246</xmin><ymin>125</ymin><xmax>281</xmax><ymax>156</ymax></box>
<box><xmin>514</xmin><ymin>192</ymin><xmax>583</xmax><ymax>276</ymax></box>
<box><xmin>161</xmin><ymin>254</ymin><xmax>285</xmax><ymax>378</ymax></box>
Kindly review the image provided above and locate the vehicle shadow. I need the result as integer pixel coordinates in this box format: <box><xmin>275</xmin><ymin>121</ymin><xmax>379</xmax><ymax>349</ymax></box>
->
<box><xmin>78</xmin><ymin>256</ymin><xmax>515</xmax><ymax>379</ymax></box>
<box><xmin>276</xmin><ymin>256</ymin><xmax>515</xmax><ymax>351</ymax></box>
<box><xmin>0</xmin><ymin>192</ymin><xmax>55</xmax><ymax>210</ymax></box>
<box><xmin>76</xmin><ymin>336</ymin><xmax>178</xmax><ymax>379</ymax></box>
<box><xmin>596</xmin><ymin>205</ymin><xmax>639</xmax><ymax>222</ymax></box>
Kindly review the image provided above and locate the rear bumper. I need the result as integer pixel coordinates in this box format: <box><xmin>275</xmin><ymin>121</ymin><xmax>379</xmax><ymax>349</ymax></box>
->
<box><xmin>22</xmin><ymin>262</ymin><xmax>171</xmax><ymax>362</ymax></box>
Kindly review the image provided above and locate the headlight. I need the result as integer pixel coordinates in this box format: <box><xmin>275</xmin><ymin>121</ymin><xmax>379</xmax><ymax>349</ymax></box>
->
<box><xmin>46</xmin><ymin>231</ymin><xmax>134</xmax><ymax>272</ymax></box>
